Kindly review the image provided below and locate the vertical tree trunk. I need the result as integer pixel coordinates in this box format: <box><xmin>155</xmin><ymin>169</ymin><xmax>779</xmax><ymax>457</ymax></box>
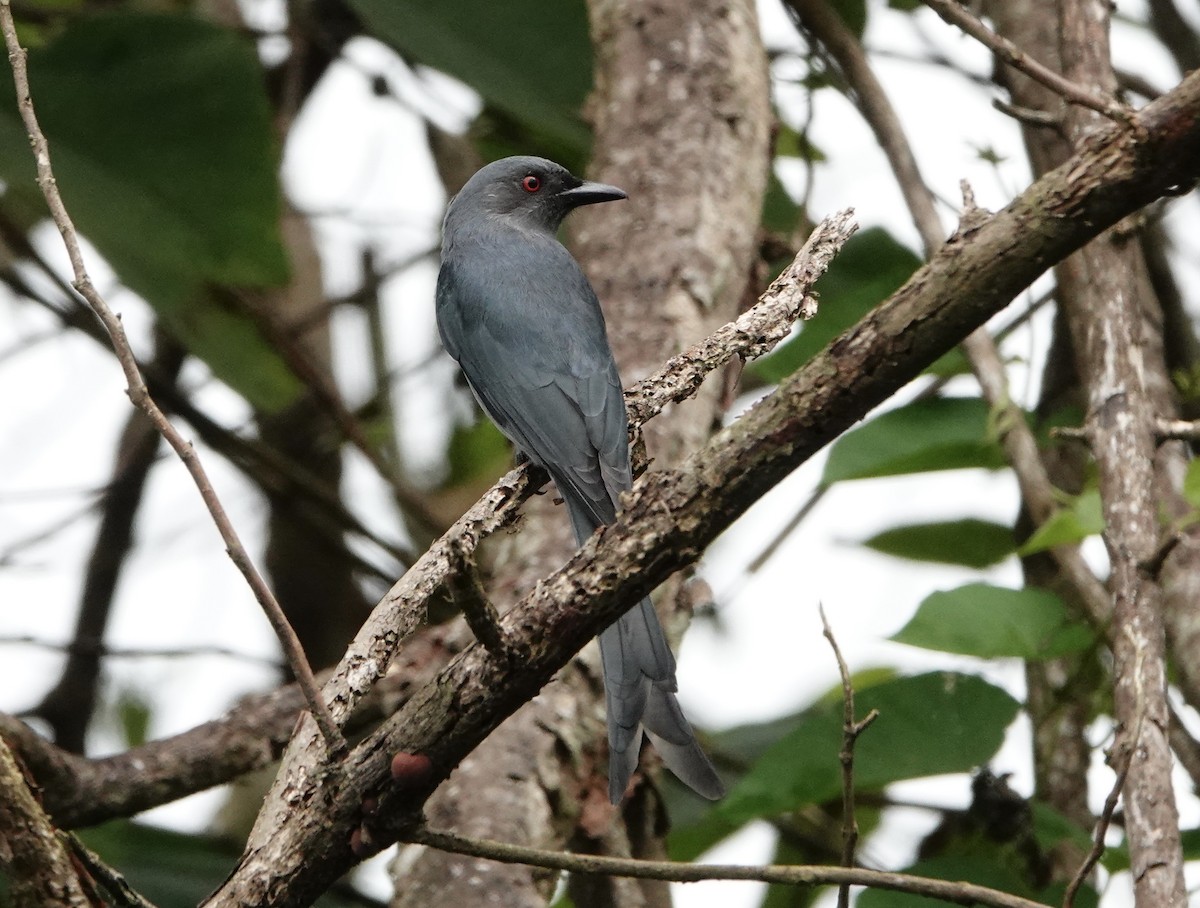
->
<box><xmin>987</xmin><ymin>1</ymin><xmax>1187</xmax><ymax>902</ymax></box>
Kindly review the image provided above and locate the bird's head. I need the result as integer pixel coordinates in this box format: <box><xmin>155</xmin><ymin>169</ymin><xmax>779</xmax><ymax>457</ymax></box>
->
<box><xmin>445</xmin><ymin>156</ymin><xmax>627</xmax><ymax>235</ymax></box>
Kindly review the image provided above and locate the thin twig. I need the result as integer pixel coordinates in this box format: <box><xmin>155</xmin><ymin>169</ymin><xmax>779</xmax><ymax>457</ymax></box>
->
<box><xmin>919</xmin><ymin>0</ymin><xmax>1132</xmax><ymax>124</ymax></box>
<box><xmin>0</xmin><ymin>634</ymin><xmax>285</xmax><ymax>668</ymax></box>
<box><xmin>65</xmin><ymin>833</ymin><xmax>158</xmax><ymax>908</ymax></box>
<box><xmin>818</xmin><ymin>605</ymin><xmax>878</xmax><ymax>908</ymax></box>
<box><xmin>1154</xmin><ymin>417</ymin><xmax>1200</xmax><ymax>441</ymax></box>
<box><xmin>0</xmin><ymin>0</ymin><xmax>345</xmax><ymax>756</ymax></box>
<box><xmin>1063</xmin><ymin>739</ymin><xmax>1131</xmax><ymax>908</ymax></box>
<box><xmin>410</xmin><ymin>827</ymin><xmax>1050</xmax><ymax>908</ymax></box>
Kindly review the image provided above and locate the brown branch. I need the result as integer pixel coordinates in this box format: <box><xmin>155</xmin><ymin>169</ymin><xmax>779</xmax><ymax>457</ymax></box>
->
<box><xmin>0</xmin><ymin>733</ymin><xmax>91</xmax><ymax>907</ymax></box>
<box><xmin>920</xmin><ymin>0</ymin><xmax>1132</xmax><ymax>123</ymax></box>
<box><xmin>819</xmin><ymin>605</ymin><xmax>878</xmax><ymax>908</ymax></box>
<box><xmin>202</xmin><ymin>72</ymin><xmax>1200</xmax><ymax>908</ymax></box>
<box><xmin>33</xmin><ymin>333</ymin><xmax>184</xmax><ymax>753</ymax></box>
<box><xmin>411</xmin><ymin>827</ymin><xmax>1051</xmax><ymax>908</ymax></box>
<box><xmin>1054</xmin><ymin>0</ymin><xmax>1187</xmax><ymax>902</ymax></box>
<box><xmin>0</xmin><ymin>0</ymin><xmax>343</xmax><ymax>756</ymax></box>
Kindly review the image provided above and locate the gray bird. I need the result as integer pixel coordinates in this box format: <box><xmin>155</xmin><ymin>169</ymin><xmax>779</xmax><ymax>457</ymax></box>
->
<box><xmin>436</xmin><ymin>156</ymin><xmax>724</xmax><ymax>804</ymax></box>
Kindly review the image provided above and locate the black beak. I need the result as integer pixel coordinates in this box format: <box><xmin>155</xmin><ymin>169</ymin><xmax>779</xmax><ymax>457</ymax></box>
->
<box><xmin>559</xmin><ymin>179</ymin><xmax>628</xmax><ymax>207</ymax></box>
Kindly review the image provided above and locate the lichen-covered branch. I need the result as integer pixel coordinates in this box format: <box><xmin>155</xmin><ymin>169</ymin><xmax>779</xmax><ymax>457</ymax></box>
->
<box><xmin>202</xmin><ymin>70</ymin><xmax>1200</xmax><ymax>908</ymax></box>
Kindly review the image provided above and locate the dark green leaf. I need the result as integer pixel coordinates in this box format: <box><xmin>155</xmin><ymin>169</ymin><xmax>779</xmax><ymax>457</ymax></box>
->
<box><xmin>0</xmin><ymin>14</ymin><xmax>299</xmax><ymax>412</ymax></box>
<box><xmin>1018</xmin><ymin>489</ymin><xmax>1104</xmax><ymax>554</ymax></box>
<box><xmin>762</xmin><ymin>169</ymin><xmax>804</xmax><ymax>236</ymax></box>
<box><xmin>751</xmin><ymin>228</ymin><xmax>921</xmax><ymax>382</ymax></box>
<box><xmin>829</xmin><ymin>0</ymin><xmax>868</xmax><ymax>37</ymax></box>
<box><xmin>892</xmin><ymin>583</ymin><xmax>1094</xmax><ymax>659</ymax></box>
<box><xmin>444</xmin><ymin>418</ymin><xmax>512</xmax><ymax>487</ymax></box>
<box><xmin>862</xmin><ymin>518</ymin><xmax>1015</xmax><ymax>568</ymax></box>
<box><xmin>822</xmin><ymin>397</ymin><xmax>1008</xmax><ymax>484</ymax></box>
<box><xmin>775</xmin><ymin>123</ymin><xmax>825</xmax><ymax>162</ymax></box>
<box><xmin>924</xmin><ymin>347</ymin><xmax>971</xmax><ymax>378</ymax></box>
<box><xmin>716</xmin><ymin>673</ymin><xmax>1019</xmax><ymax>826</ymax></box>
<box><xmin>349</xmin><ymin>0</ymin><xmax>592</xmax><ymax>154</ymax></box>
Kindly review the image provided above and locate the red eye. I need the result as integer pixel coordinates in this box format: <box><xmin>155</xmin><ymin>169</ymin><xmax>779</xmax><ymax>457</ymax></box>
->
<box><xmin>521</xmin><ymin>175</ymin><xmax>541</xmax><ymax>192</ymax></box>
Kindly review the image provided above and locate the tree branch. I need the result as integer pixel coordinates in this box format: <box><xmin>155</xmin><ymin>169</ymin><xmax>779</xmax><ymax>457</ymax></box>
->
<box><xmin>202</xmin><ymin>70</ymin><xmax>1200</xmax><ymax>908</ymax></box>
<box><xmin>920</xmin><ymin>0</ymin><xmax>1131</xmax><ymax>122</ymax></box>
<box><xmin>410</xmin><ymin>827</ymin><xmax>1051</xmax><ymax>908</ymax></box>
<box><xmin>0</xmin><ymin>733</ymin><xmax>91</xmax><ymax>906</ymax></box>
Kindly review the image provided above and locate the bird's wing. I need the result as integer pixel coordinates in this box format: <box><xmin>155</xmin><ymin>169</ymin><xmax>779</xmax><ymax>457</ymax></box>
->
<box><xmin>436</xmin><ymin>243</ymin><xmax>632</xmax><ymax>529</ymax></box>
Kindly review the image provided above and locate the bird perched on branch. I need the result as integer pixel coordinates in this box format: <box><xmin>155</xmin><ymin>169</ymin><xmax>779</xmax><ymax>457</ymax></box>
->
<box><xmin>436</xmin><ymin>155</ymin><xmax>724</xmax><ymax>803</ymax></box>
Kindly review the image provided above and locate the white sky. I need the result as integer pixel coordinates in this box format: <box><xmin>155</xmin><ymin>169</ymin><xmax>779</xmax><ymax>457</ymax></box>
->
<box><xmin>1</xmin><ymin>1</ymin><xmax>1197</xmax><ymax>906</ymax></box>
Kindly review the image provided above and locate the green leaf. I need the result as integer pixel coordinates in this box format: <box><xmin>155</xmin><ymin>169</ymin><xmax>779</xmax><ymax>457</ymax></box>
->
<box><xmin>751</xmin><ymin>228</ymin><xmax>921</xmax><ymax>382</ymax></box>
<box><xmin>892</xmin><ymin>583</ymin><xmax>1094</xmax><ymax>659</ymax></box>
<box><xmin>444</xmin><ymin>418</ymin><xmax>513</xmax><ymax>487</ymax></box>
<box><xmin>862</xmin><ymin>518</ymin><xmax>1015</xmax><ymax>568</ymax></box>
<box><xmin>762</xmin><ymin>169</ymin><xmax>804</xmax><ymax>236</ymax></box>
<box><xmin>924</xmin><ymin>346</ymin><xmax>971</xmax><ymax>378</ymax></box>
<box><xmin>775</xmin><ymin>123</ymin><xmax>825</xmax><ymax>162</ymax></box>
<box><xmin>716</xmin><ymin>673</ymin><xmax>1019</xmax><ymax>826</ymax></box>
<box><xmin>1018</xmin><ymin>488</ymin><xmax>1104</xmax><ymax>554</ymax></box>
<box><xmin>829</xmin><ymin>0</ymin><xmax>868</xmax><ymax>37</ymax></box>
<box><xmin>0</xmin><ymin>14</ymin><xmax>300</xmax><ymax>412</ymax></box>
<box><xmin>822</xmin><ymin>397</ymin><xmax>1009</xmax><ymax>484</ymax></box>
<box><xmin>349</xmin><ymin>0</ymin><xmax>592</xmax><ymax>154</ymax></box>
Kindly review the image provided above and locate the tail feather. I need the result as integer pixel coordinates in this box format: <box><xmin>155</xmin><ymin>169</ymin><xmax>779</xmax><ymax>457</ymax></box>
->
<box><xmin>564</xmin><ymin>488</ymin><xmax>723</xmax><ymax>803</ymax></box>
<box><xmin>599</xmin><ymin>597</ymin><xmax>725</xmax><ymax>804</ymax></box>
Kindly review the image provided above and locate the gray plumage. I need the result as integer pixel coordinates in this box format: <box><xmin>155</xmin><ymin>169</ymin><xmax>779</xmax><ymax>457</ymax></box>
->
<box><xmin>435</xmin><ymin>156</ymin><xmax>724</xmax><ymax>804</ymax></box>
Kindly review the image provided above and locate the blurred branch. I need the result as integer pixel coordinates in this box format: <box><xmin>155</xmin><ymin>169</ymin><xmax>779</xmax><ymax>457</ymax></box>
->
<box><xmin>203</xmin><ymin>71</ymin><xmax>1200</xmax><ymax>907</ymax></box>
<box><xmin>410</xmin><ymin>827</ymin><xmax>1050</xmax><ymax>908</ymax></box>
<box><xmin>31</xmin><ymin>332</ymin><xmax>184</xmax><ymax>753</ymax></box>
<box><xmin>0</xmin><ymin>635</ymin><xmax>284</xmax><ymax>669</ymax></box>
<box><xmin>0</xmin><ymin>2</ymin><xmax>344</xmax><ymax>756</ymax></box>
<box><xmin>1147</xmin><ymin>0</ymin><xmax>1200</xmax><ymax>75</ymax></box>
<box><xmin>920</xmin><ymin>0</ymin><xmax>1131</xmax><ymax>122</ymax></box>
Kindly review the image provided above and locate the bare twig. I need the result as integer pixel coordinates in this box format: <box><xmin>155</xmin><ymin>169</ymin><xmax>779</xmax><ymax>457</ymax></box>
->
<box><xmin>919</xmin><ymin>0</ymin><xmax>1132</xmax><ymax>123</ymax></box>
<box><xmin>818</xmin><ymin>605</ymin><xmax>878</xmax><ymax>908</ymax></box>
<box><xmin>65</xmin><ymin>833</ymin><xmax>158</xmax><ymax>908</ymax></box>
<box><xmin>1154</xmin><ymin>417</ymin><xmax>1200</xmax><ymax>441</ymax></box>
<box><xmin>0</xmin><ymin>635</ymin><xmax>284</xmax><ymax>668</ymax></box>
<box><xmin>0</xmin><ymin>0</ymin><xmax>344</xmax><ymax>756</ymax></box>
<box><xmin>410</xmin><ymin>827</ymin><xmax>1050</xmax><ymax>908</ymax></box>
<box><xmin>1063</xmin><ymin>736</ymin><xmax>1131</xmax><ymax>908</ymax></box>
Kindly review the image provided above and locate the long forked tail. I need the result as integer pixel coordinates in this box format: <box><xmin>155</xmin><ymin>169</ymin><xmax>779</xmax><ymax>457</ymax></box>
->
<box><xmin>559</xmin><ymin>482</ymin><xmax>724</xmax><ymax>802</ymax></box>
<box><xmin>598</xmin><ymin>600</ymin><xmax>726</xmax><ymax>803</ymax></box>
